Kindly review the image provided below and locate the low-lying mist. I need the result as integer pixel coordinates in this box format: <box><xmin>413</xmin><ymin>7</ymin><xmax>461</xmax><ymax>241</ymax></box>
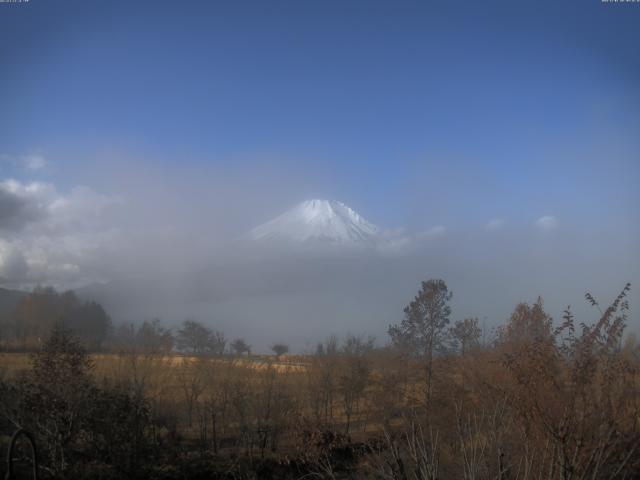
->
<box><xmin>1</xmin><ymin>161</ymin><xmax>638</xmax><ymax>352</ymax></box>
<box><xmin>77</xmin><ymin>226</ymin><xmax>639</xmax><ymax>352</ymax></box>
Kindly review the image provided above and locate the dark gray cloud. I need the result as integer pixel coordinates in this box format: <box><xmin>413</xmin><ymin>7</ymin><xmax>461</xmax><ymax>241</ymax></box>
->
<box><xmin>0</xmin><ymin>179</ymin><xmax>119</xmax><ymax>289</ymax></box>
<box><xmin>0</xmin><ymin>180</ymin><xmax>48</xmax><ymax>232</ymax></box>
<box><xmin>0</xmin><ymin>243</ymin><xmax>28</xmax><ymax>282</ymax></box>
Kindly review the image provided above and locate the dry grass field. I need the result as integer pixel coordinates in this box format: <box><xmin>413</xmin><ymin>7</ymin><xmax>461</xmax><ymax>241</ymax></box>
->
<box><xmin>0</xmin><ymin>352</ymin><xmax>307</xmax><ymax>377</ymax></box>
<box><xmin>1</xmin><ymin>290</ymin><xmax>639</xmax><ymax>479</ymax></box>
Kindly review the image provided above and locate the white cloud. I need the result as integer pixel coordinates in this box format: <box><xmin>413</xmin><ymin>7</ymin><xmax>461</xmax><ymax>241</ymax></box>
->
<box><xmin>0</xmin><ymin>179</ymin><xmax>121</xmax><ymax>288</ymax></box>
<box><xmin>535</xmin><ymin>215</ymin><xmax>558</xmax><ymax>231</ymax></box>
<box><xmin>0</xmin><ymin>178</ymin><xmax>56</xmax><ymax>198</ymax></box>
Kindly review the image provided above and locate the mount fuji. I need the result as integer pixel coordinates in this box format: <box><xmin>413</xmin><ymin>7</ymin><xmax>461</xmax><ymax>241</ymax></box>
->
<box><xmin>249</xmin><ymin>199</ymin><xmax>384</xmax><ymax>247</ymax></box>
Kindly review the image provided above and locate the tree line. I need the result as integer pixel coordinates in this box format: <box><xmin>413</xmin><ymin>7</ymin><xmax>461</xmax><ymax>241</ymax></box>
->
<box><xmin>0</xmin><ymin>279</ymin><xmax>638</xmax><ymax>479</ymax></box>
<box><xmin>0</xmin><ymin>288</ymin><xmax>271</xmax><ymax>357</ymax></box>
<box><xmin>0</xmin><ymin>287</ymin><xmax>111</xmax><ymax>351</ymax></box>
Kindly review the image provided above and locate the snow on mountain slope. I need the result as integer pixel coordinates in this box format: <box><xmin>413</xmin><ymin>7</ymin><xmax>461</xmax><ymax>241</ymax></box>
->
<box><xmin>249</xmin><ymin>199</ymin><xmax>381</xmax><ymax>246</ymax></box>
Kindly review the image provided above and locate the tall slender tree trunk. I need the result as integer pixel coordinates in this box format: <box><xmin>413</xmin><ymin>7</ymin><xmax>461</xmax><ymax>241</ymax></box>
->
<box><xmin>211</xmin><ymin>411</ymin><xmax>218</xmax><ymax>453</ymax></box>
<box><xmin>426</xmin><ymin>334</ymin><xmax>434</xmax><ymax>417</ymax></box>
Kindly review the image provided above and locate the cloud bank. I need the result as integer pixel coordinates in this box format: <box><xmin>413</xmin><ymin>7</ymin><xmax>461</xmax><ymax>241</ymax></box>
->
<box><xmin>0</xmin><ymin>161</ymin><xmax>637</xmax><ymax>350</ymax></box>
<box><xmin>0</xmin><ymin>179</ymin><xmax>120</xmax><ymax>288</ymax></box>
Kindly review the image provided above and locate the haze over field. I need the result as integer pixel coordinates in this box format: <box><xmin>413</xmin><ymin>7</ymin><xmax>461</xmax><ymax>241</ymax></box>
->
<box><xmin>1</xmin><ymin>0</ymin><xmax>639</xmax><ymax>350</ymax></box>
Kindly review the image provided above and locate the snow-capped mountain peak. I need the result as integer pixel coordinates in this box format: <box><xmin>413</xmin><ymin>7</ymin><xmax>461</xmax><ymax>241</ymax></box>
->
<box><xmin>249</xmin><ymin>199</ymin><xmax>380</xmax><ymax>246</ymax></box>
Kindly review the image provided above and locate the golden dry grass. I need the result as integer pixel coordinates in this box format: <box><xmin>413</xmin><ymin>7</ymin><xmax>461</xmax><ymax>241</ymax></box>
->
<box><xmin>0</xmin><ymin>352</ymin><xmax>31</xmax><ymax>377</ymax></box>
<box><xmin>0</xmin><ymin>351</ymin><xmax>307</xmax><ymax>385</ymax></box>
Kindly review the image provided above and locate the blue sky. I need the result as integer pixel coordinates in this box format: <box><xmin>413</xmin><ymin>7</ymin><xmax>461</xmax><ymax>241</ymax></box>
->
<box><xmin>0</xmin><ymin>0</ymin><xmax>639</xmax><ymax>336</ymax></box>
<box><xmin>2</xmin><ymin>0</ymin><xmax>639</xmax><ymax>225</ymax></box>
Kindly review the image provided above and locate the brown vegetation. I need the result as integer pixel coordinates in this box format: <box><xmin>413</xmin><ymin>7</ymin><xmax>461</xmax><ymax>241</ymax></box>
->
<box><xmin>0</xmin><ymin>281</ymin><xmax>638</xmax><ymax>479</ymax></box>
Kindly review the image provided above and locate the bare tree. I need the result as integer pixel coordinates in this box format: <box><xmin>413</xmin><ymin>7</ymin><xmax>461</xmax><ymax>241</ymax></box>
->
<box><xmin>134</xmin><ymin>318</ymin><xmax>174</xmax><ymax>353</ymax></box>
<box><xmin>339</xmin><ymin>334</ymin><xmax>374</xmax><ymax>433</ymax></box>
<box><xmin>231</xmin><ymin>337</ymin><xmax>251</xmax><ymax>357</ymax></box>
<box><xmin>176</xmin><ymin>319</ymin><xmax>226</xmax><ymax>356</ymax></box>
<box><xmin>388</xmin><ymin>279</ymin><xmax>452</xmax><ymax>410</ymax></box>
<box><xmin>367</xmin><ymin>422</ymin><xmax>440</xmax><ymax>480</ymax></box>
<box><xmin>501</xmin><ymin>284</ymin><xmax>639</xmax><ymax>479</ymax></box>
<box><xmin>23</xmin><ymin>327</ymin><xmax>95</xmax><ymax>474</ymax></box>
<box><xmin>271</xmin><ymin>343</ymin><xmax>289</xmax><ymax>358</ymax></box>
<box><xmin>307</xmin><ymin>335</ymin><xmax>340</xmax><ymax>427</ymax></box>
<box><xmin>177</xmin><ymin>357</ymin><xmax>206</xmax><ymax>427</ymax></box>
<box><xmin>450</xmin><ymin>317</ymin><xmax>482</xmax><ymax>356</ymax></box>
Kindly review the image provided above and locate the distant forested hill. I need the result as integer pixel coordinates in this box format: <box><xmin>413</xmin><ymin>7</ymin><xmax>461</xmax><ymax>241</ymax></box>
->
<box><xmin>0</xmin><ymin>287</ymin><xmax>26</xmax><ymax>317</ymax></box>
<box><xmin>0</xmin><ymin>286</ymin><xmax>111</xmax><ymax>350</ymax></box>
